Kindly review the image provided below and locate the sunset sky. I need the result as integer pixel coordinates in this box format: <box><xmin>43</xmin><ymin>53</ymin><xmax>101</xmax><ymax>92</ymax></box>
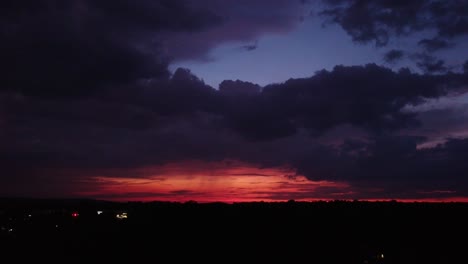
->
<box><xmin>2</xmin><ymin>0</ymin><xmax>468</xmax><ymax>202</ymax></box>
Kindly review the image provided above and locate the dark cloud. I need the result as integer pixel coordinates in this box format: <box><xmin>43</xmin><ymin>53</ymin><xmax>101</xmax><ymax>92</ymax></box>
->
<box><xmin>0</xmin><ymin>0</ymin><xmax>221</xmax><ymax>96</ymax></box>
<box><xmin>0</xmin><ymin>0</ymin><xmax>310</xmax><ymax>97</ymax></box>
<box><xmin>413</xmin><ymin>53</ymin><xmax>448</xmax><ymax>73</ymax></box>
<box><xmin>383</xmin><ymin>49</ymin><xmax>404</xmax><ymax>64</ymax></box>
<box><xmin>418</xmin><ymin>37</ymin><xmax>453</xmax><ymax>52</ymax></box>
<box><xmin>319</xmin><ymin>0</ymin><xmax>426</xmax><ymax>46</ymax></box>
<box><xmin>409</xmin><ymin>106</ymin><xmax>468</xmax><ymax>148</ymax></box>
<box><xmin>355</xmin><ymin>137</ymin><xmax>468</xmax><ymax>196</ymax></box>
<box><xmin>319</xmin><ymin>0</ymin><xmax>468</xmax><ymax>51</ymax></box>
<box><xmin>430</xmin><ymin>1</ymin><xmax>468</xmax><ymax>38</ymax></box>
<box><xmin>417</xmin><ymin>60</ymin><xmax>447</xmax><ymax>74</ymax></box>
<box><xmin>3</xmin><ymin>1</ymin><xmax>468</xmax><ymax>201</ymax></box>
<box><xmin>216</xmin><ymin>64</ymin><xmax>462</xmax><ymax>140</ymax></box>
<box><xmin>279</xmin><ymin>134</ymin><xmax>468</xmax><ymax>199</ymax></box>
<box><xmin>164</xmin><ymin>0</ymin><xmax>308</xmax><ymax>61</ymax></box>
<box><xmin>2</xmin><ymin>64</ymin><xmax>467</xmax><ymax>193</ymax></box>
<box><xmin>259</xmin><ymin>64</ymin><xmax>464</xmax><ymax>134</ymax></box>
<box><xmin>240</xmin><ymin>41</ymin><xmax>259</xmax><ymax>51</ymax></box>
<box><xmin>219</xmin><ymin>80</ymin><xmax>261</xmax><ymax>96</ymax></box>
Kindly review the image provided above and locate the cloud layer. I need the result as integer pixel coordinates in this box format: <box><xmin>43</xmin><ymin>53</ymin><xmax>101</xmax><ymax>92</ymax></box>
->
<box><xmin>2</xmin><ymin>63</ymin><xmax>468</xmax><ymax>199</ymax></box>
<box><xmin>2</xmin><ymin>0</ymin><xmax>468</xmax><ymax>201</ymax></box>
<box><xmin>320</xmin><ymin>0</ymin><xmax>468</xmax><ymax>48</ymax></box>
<box><xmin>0</xmin><ymin>0</ymin><xmax>222</xmax><ymax>96</ymax></box>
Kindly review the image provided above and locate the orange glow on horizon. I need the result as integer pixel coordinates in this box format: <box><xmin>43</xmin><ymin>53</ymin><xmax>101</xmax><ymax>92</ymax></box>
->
<box><xmin>72</xmin><ymin>160</ymin><xmax>468</xmax><ymax>203</ymax></box>
<box><xmin>76</xmin><ymin>160</ymin><xmax>350</xmax><ymax>203</ymax></box>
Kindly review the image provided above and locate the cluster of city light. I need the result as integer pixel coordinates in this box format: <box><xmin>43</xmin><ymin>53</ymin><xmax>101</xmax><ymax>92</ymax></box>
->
<box><xmin>2</xmin><ymin>210</ymin><xmax>131</xmax><ymax>235</ymax></box>
<box><xmin>1</xmin><ymin>226</ymin><xmax>14</xmax><ymax>232</ymax></box>
<box><xmin>70</xmin><ymin>211</ymin><xmax>128</xmax><ymax>218</ymax></box>
<box><xmin>116</xmin><ymin>212</ymin><xmax>128</xmax><ymax>219</ymax></box>
<box><xmin>362</xmin><ymin>252</ymin><xmax>385</xmax><ymax>264</ymax></box>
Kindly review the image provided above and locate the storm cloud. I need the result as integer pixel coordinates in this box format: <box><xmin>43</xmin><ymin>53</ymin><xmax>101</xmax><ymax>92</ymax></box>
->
<box><xmin>164</xmin><ymin>0</ymin><xmax>308</xmax><ymax>61</ymax></box>
<box><xmin>319</xmin><ymin>0</ymin><xmax>468</xmax><ymax>49</ymax></box>
<box><xmin>2</xmin><ymin>0</ymin><xmax>468</xmax><ymax>201</ymax></box>
<box><xmin>0</xmin><ymin>0</ymin><xmax>221</xmax><ymax>96</ymax></box>
<box><xmin>383</xmin><ymin>49</ymin><xmax>405</xmax><ymax>64</ymax></box>
<box><xmin>3</xmin><ymin>62</ymin><xmax>468</xmax><ymax>198</ymax></box>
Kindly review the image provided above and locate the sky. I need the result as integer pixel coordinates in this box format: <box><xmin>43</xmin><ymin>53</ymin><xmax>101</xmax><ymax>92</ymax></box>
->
<box><xmin>1</xmin><ymin>0</ymin><xmax>468</xmax><ymax>203</ymax></box>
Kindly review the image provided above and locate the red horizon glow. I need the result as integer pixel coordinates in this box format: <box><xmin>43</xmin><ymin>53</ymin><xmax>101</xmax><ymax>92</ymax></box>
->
<box><xmin>67</xmin><ymin>160</ymin><xmax>468</xmax><ymax>203</ymax></box>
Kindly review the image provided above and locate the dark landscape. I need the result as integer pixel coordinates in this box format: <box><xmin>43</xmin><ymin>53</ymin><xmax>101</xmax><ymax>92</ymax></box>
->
<box><xmin>1</xmin><ymin>199</ymin><xmax>467</xmax><ymax>263</ymax></box>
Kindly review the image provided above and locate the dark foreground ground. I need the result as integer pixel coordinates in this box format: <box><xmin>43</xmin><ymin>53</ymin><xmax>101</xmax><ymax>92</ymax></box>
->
<box><xmin>1</xmin><ymin>199</ymin><xmax>467</xmax><ymax>263</ymax></box>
